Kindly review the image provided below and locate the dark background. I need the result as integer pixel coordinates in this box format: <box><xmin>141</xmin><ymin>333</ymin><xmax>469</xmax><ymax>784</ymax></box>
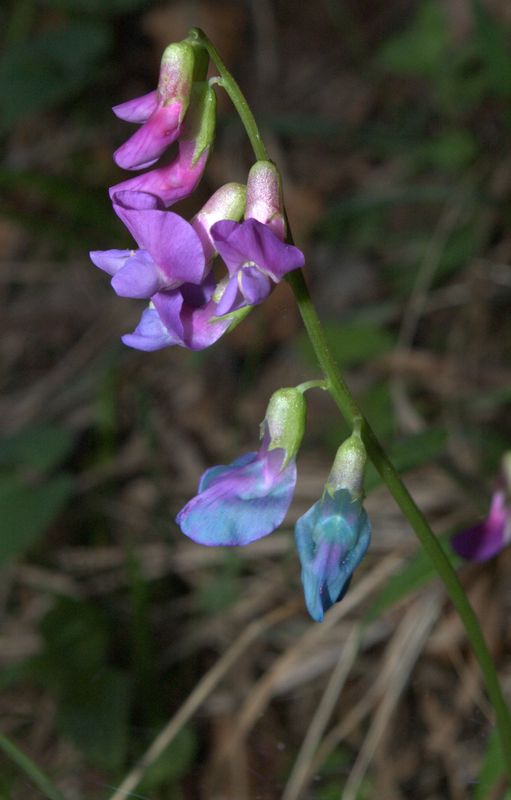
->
<box><xmin>1</xmin><ymin>0</ymin><xmax>511</xmax><ymax>797</ymax></box>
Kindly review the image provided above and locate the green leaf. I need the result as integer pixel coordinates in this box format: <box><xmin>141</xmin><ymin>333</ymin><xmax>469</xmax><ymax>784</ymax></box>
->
<box><xmin>474</xmin><ymin>729</ymin><xmax>510</xmax><ymax>800</ymax></box>
<box><xmin>366</xmin><ymin>531</ymin><xmax>459</xmax><ymax>622</ymax></box>
<box><xmin>39</xmin><ymin>597</ymin><xmax>110</xmax><ymax>684</ymax></box>
<box><xmin>409</xmin><ymin>130</ymin><xmax>478</xmax><ymax>172</ymax></box>
<box><xmin>0</xmin><ymin>475</ymin><xmax>73</xmax><ymax>564</ymax></box>
<box><xmin>299</xmin><ymin>322</ymin><xmax>394</xmax><ymax>370</ymax></box>
<box><xmin>0</xmin><ymin>733</ymin><xmax>66</xmax><ymax>800</ymax></box>
<box><xmin>0</xmin><ymin>425</ymin><xmax>74</xmax><ymax>471</ymax></box>
<box><xmin>471</xmin><ymin>0</ymin><xmax>511</xmax><ymax>98</ymax></box>
<box><xmin>57</xmin><ymin>668</ymin><xmax>130</xmax><ymax>771</ymax></box>
<box><xmin>379</xmin><ymin>1</ymin><xmax>449</xmax><ymax>76</ymax></box>
<box><xmin>0</xmin><ymin>21</ymin><xmax>111</xmax><ymax>129</ymax></box>
<box><xmin>138</xmin><ymin>728</ymin><xmax>198</xmax><ymax>792</ymax></box>
<box><xmin>365</xmin><ymin>428</ymin><xmax>447</xmax><ymax>493</ymax></box>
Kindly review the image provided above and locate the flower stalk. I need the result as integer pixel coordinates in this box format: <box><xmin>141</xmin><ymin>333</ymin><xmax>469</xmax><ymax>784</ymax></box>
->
<box><xmin>190</xmin><ymin>25</ymin><xmax>511</xmax><ymax>772</ymax></box>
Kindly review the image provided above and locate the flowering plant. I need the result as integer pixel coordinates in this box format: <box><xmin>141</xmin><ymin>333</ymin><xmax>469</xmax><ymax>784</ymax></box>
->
<box><xmin>88</xmin><ymin>27</ymin><xmax>511</xmax><ymax>783</ymax></box>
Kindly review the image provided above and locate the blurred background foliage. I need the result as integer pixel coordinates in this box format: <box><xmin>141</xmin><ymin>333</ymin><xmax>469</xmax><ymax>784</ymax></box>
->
<box><xmin>1</xmin><ymin>0</ymin><xmax>511</xmax><ymax>798</ymax></box>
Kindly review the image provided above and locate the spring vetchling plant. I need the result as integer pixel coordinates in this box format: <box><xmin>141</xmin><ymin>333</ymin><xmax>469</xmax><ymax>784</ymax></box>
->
<box><xmin>86</xmin><ymin>26</ymin><xmax>511</xmax><ymax>784</ymax></box>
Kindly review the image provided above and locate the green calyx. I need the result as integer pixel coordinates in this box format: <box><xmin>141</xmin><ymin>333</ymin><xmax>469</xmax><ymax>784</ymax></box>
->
<box><xmin>262</xmin><ymin>387</ymin><xmax>307</xmax><ymax>467</ymax></box>
<box><xmin>158</xmin><ymin>42</ymin><xmax>195</xmax><ymax>120</ymax></box>
<box><xmin>182</xmin><ymin>82</ymin><xmax>216</xmax><ymax>165</ymax></box>
<box><xmin>326</xmin><ymin>421</ymin><xmax>367</xmax><ymax>500</ymax></box>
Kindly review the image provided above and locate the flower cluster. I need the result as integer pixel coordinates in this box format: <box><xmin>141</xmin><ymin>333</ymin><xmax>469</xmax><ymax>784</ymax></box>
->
<box><xmin>177</xmin><ymin>390</ymin><xmax>372</xmax><ymax>622</ymax></box>
<box><xmin>93</xmin><ymin>35</ymin><xmax>373</xmax><ymax>621</ymax></box>
<box><xmin>91</xmin><ymin>38</ymin><xmax>304</xmax><ymax>352</ymax></box>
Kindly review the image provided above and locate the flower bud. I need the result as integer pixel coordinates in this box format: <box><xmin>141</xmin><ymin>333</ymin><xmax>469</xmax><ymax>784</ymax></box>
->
<box><xmin>158</xmin><ymin>41</ymin><xmax>204</xmax><ymax>122</ymax></box>
<box><xmin>245</xmin><ymin>161</ymin><xmax>286</xmax><ymax>240</ymax></box>
<box><xmin>262</xmin><ymin>387</ymin><xmax>307</xmax><ymax>466</ymax></box>
<box><xmin>191</xmin><ymin>182</ymin><xmax>246</xmax><ymax>261</ymax></box>
<box><xmin>326</xmin><ymin>425</ymin><xmax>367</xmax><ymax>500</ymax></box>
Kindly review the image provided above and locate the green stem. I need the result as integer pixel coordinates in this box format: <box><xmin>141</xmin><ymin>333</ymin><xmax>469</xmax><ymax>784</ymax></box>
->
<box><xmin>0</xmin><ymin>732</ymin><xmax>67</xmax><ymax>800</ymax></box>
<box><xmin>188</xmin><ymin>28</ymin><xmax>269</xmax><ymax>162</ymax></box>
<box><xmin>194</xmin><ymin>28</ymin><xmax>511</xmax><ymax>774</ymax></box>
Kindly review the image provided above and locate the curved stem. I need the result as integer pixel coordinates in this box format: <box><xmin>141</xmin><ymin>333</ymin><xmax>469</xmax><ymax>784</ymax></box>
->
<box><xmin>195</xmin><ymin>28</ymin><xmax>511</xmax><ymax>773</ymax></box>
<box><xmin>188</xmin><ymin>27</ymin><xmax>269</xmax><ymax>162</ymax></box>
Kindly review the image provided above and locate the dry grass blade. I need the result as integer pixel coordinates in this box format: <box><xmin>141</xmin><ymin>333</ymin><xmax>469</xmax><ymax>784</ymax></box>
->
<box><xmin>344</xmin><ymin>590</ymin><xmax>442</xmax><ymax>800</ymax></box>
<box><xmin>222</xmin><ymin>555</ymin><xmax>403</xmax><ymax>754</ymax></box>
<box><xmin>107</xmin><ymin>604</ymin><xmax>295</xmax><ymax>800</ymax></box>
<box><xmin>282</xmin><ymin>624</ymin><xmax>362</xmax><ymax>800</ymax></box>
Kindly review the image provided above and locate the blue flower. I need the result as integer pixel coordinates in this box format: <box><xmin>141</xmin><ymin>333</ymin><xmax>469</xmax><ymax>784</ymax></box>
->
<box><xmin>176</xmin><ymin>445</ymin><xmax>297</xmax><ymax>546</ymax></box>
<box><xmin>176</xmin><ymin>387</ymin><xmax>306</xmax><ymax>546</ymax></box>
<box><xmin>295</xmin><ymin>488</ymin><xmax>371</xmax><ymax>622</ymax></box>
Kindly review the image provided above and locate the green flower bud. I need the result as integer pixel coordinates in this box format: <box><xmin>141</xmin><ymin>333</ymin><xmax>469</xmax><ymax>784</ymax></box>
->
<box><xmin>262</xmin><ymin>387</ymin><xmax>307</xmax><ymax>466</ymax></box>
<box><xmin>158</xmin><ymin>41</ymin><xmax>197</xmax><ymax>121</ymax></box>
<box><xmin>326</xmin><ymin>425</ymin><xmax>367</xmax><ymax>500</ymax></box>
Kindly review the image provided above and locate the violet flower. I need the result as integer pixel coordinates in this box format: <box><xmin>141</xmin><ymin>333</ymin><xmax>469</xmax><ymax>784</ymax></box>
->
<box><xmin>177</xmin><ymin>388</ymin><xmax>306</xmax><ymax>545</ymax></box>
<box><xmin>211</xmin><ymin>218</ymin><xmax>305</xmax><ymax>315</ymax></box>
<box><xmin>110</xmin><ymin>82</ymin><xmax>216</xmax><ymax>207</ymax></box>
<box><xmin>122</xmin><ymin>275</ymin><xmax>235</xmax><ymax>351</ymax></box>
<box><xmin>90</xmin><ymin>190</ymin><xmax>208</xmax><ymax>298</ymax></box>
<box><xmin>113</xmin><ymin>41</ymin><xmax>203</xmax><ymax>171</ymax></box>
<box><xmin>451</xmin><ymin>489</ymin><xmax>511</xmax><ymax>562</ymax></box>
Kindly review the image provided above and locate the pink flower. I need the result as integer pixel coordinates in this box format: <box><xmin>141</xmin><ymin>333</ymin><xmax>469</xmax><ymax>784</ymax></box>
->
<box><xmin>451</xmin><ymin>489</ymin><xmax>511</xmax><ymax>562</ymax></box>
<box><xmin>112</xmin><ymin>41</ymin><xmax>202</xmax><ymax>171</ymax></box>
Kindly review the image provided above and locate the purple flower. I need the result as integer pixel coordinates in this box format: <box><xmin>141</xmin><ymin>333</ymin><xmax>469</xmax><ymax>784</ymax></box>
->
<box><xmin>211</xmin><ymin>218</ymin><xmax>305</xmax><ymax>315</ymax></box>
<box><xmin>122</xmin><ymin>275</ymin><xmax>234</xmax><ymax>352</ymax></box>
<box><xmin>114</xmin><ymin>103</ymin><xmax>183</xmax><ymax>171</ymax></box>
<box><xmin>176</xmin><ymin>388</ymin><xmax>306</xmax><ymax>545</ymax></box>
<box><xmin>112</xmin><ymin>41</ymin><xmax>200</xmax><ymax>171</ymax></box>
<box><xmin>90</xmin><ymin>190</ymin><xmax>207</xmax><ymax>298</ymax></box>
<box><xmin>109</xmin><ymin>140</ymin><xmax>210</xmax><ymax>208</ymax></box>
<box><xmin>177</xmin><ymin>445</ymin><xmax>297</xmax><ymax>546</ymax></box>
<box><xmin>295</xmin><ymin>489</ymin><xmax>371</xmax><ymax>622</ymax></box>
<box><xmin>451</xmin><ymin>489</ymin><xmax>511</xmax><ymax>562</ymax></box>
<box><xmin>111</xmin><ymin>81</ymin><xmax>216</xmax><ymax>208</ymax></box>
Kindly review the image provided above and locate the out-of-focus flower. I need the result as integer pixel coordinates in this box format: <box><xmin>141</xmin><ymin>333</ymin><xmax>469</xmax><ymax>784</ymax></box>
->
<box><xmin>451</xmin><ymin>455</ymin><xmax>511</xmax><ymax>562</ymax></box>
<box><xmin>211</xmin><ymin>218</ymin><xmax>305</xmax><ymax>315</ymax></box>
<box><xmin>110</xmin><ymin>83</ymin><xmax>216</xmax><ymax>207</ymax></box>
<box><xmin>113</xmin><ymin>40</ymin><xmax>207</xmax><ymax>170</ymax></box>
<box><xmin>176</xmin><ymin>388</ymin><xmax>306</xmax><ymax>545</ymax></box>
<box><xmin>295</xmin><ymin>426</ymin><xmax>372</xmax><ymax>621</ymax></box>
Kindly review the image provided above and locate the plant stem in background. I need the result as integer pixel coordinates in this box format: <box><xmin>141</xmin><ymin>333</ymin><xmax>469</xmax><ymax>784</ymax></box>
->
<box><xmin>192</xmin><ymin>25</ymin><xmax>511</xmax><ymax>775</ymax></box>
<box><xmin>0</xmin><ymin>733</ymin><xmax>66</xmax><ymax>800</ymax></box>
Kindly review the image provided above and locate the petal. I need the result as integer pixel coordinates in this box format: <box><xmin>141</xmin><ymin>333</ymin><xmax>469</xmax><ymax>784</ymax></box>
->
<box><xmin>153</xmin><ymin>280</ymin><xmax>231</xmax><ymax>351</ymax></box>
<box><xmin>214</xmin><ymin>274</ymin><xmax>242</xmax><ymax>316</ymax></box>
<box><xmin>121</xmin><ymin>305</ymin><xmax>177</xmax><ymax>351</ymax></box>
<box><xmin>112</xmin><ymin>90</ymin><xmax>159</xmax><ymax>122</ymax></box>
<box><xmin>112</xmin><ymin>196</ymin><xmax>206</xmax><ymax>286</ymax></box>
<box><xmin>211</xmin><ymin>218</ymin><xmax>305</xmax><ymax>280</ymax></box>
<box><xmin>89</xmin><ymin>249</ymin><xmax>133</xmax><ymax>276</ymax></box>
<box><xmin>111</xmin><ymin>251</ymin><xmax>163</xmax><ymax>298</ymax></box>
<box><xmin>109</xmin><ymin>141</ymin><xmax>209</xmax><ymax>208</ymax></box>
<box><xmin>176</xmin><ymin>451</ymin><xmax>296</xmax><ymax>545</ymax></box>
<box><xmin>239</xmin><ymin>266</ymin><xmax>272</xmax><ymax>305</ymax></box>
<box><xmin>451</xmin><ymin>491</ymin><xmax>510</xmax><ymax>562</ymax></box>
<box><xmin>113</xmin><ymin>104</ymin><xmax>182</xmax><ymax>170</ymax></box>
